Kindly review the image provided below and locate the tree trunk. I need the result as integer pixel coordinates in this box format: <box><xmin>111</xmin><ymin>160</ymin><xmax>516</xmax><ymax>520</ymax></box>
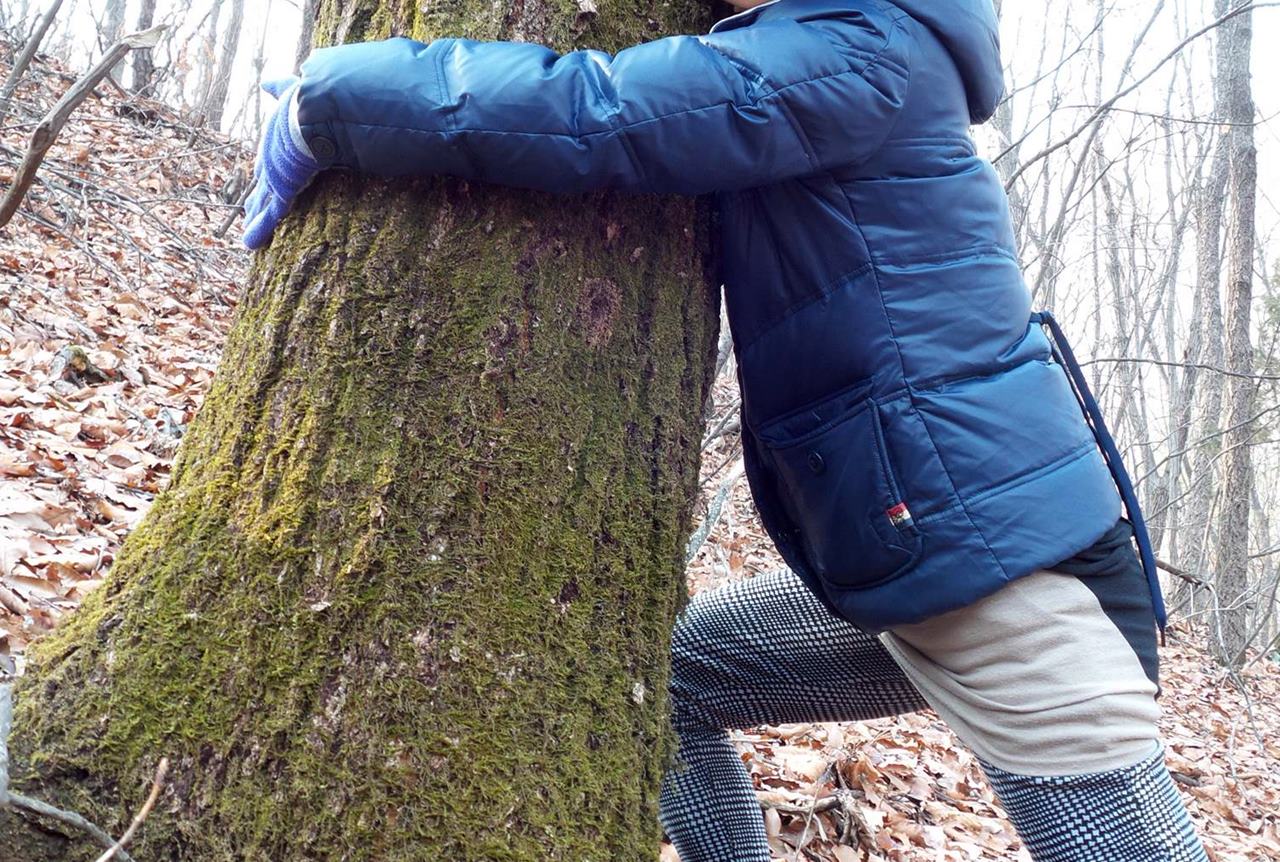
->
<box><xmin>295</xmin><ymin>0</ymin><xmax>321</xmax><ymax>74</ymax></box>
<box><xmin>131</xmin><ymin>0</ymin><xmax>158</xmax><ymax>95</ymax></box>
<box><xmin>101</xmin><ymin>0</ymin><xmax>124</xmax><ymax>44</ymax></box>
<box><xmin>1212</xmin><ymin>0</ymin><xmax>1256</xmax><ymax>666</ymax></box>
<box><xmin>203</xmin><ymin>0</ymin><xmax>244</xmax><ymax>132</ymax></box>
<box><xmin>101</xmin><ymin>0</ymin><xmax>125</xmax><ymax>80</ymax></box>
<box><xmin>2</xmin><ymin>0</ymin><xmax>718</xmax><ymax>859</ymax></box>
<box><xmin>191</xmin><ymin>0</ymin><xmax>224</xmax><ymax>126</ymax></box>
<box><xmin>1179</xmin><ymin>0</ymin><xmax>1232</xmax><ymax>610</ymax></box>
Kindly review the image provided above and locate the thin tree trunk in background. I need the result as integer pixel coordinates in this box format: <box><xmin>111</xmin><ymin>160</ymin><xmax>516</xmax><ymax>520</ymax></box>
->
<box><xmin>101</xmin><ymin>0</ymin><xmax>125</xmax><ymax>79</ymax></box>
<box><xmin>1</xmin><ymin>0</ymin><xmax>718</xmax><ymax>859</ymax></box>
<box><xmin>245</xmin><ymin>0</ymin><xmax>274</xmax><ymax>142</ymax></box>
<box><xmin>203</xmin><ymin>0</ymin><xmax>244</xmax><ymax>131</ymax></box>
<box><xmin>1146</xmin><ymin>85</ymin><xmax>1199</xmax><ymax>558</ymax></box>
<box><xmin>1159</xmin><ymin>124</ymin><xmax>1219</xmax><ymax>573</ymax></box>
<box><xmin>0</xmin><ymin>0</ymin><xmax>64</xmax><ymax>128</ymax></box>
<box><xmin>295</xmin><ymin>0</ymin><xmax>321</xmax><ymax>73</ymax></box>
<box><xmin>102</xmin><ymin>0</ymin><xmax>124</xmax><ymax>43</ymax></box>
<box><xmin>132</xmin><ymin>0</ymin><xmax>158</xmax><ymax>94</ymax></box>
<box><xmin>192</xmin><ymin>0</ymin><xmax>225</xmax><ymax>125</ymax></box>
<box><xmin>1213</xmin><ymin>0</ymin><xmax>1256</xmax><ymax>665</ymax></box>
<box><xmin>1180</xmin><ymin>0</ymin><xmax>1232</xmax><ymax>606</ymax></box>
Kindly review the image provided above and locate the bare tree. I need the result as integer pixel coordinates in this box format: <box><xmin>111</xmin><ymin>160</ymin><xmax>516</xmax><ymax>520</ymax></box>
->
<box><xmin>1214</xmin><ymin>0</ymin><xmax>1258</xmax><ymax>665</ymax></box>
<box><xmin>190</xmin><ymin>0</ymin><xmax>225</xmax><ymax>125</ymax></box>
<box><xmin>1180</xmin><ymin>0</ymin><xmax>1233</xmax><ymax>594</ymax></box>
<box><xmin>132</xmin><ymin>0</ymin><xmax>159</xmax><ymax>94</ymax></box>
<box><xmin>203</xmin><ymin>0</ymin><xmax>245</xmax><ymax>130</ymax></box>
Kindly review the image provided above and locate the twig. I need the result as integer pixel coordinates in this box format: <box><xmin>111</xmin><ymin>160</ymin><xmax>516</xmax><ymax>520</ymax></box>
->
<box><xmin>789</xmin><ymin>768</ymin><xmax>830</xmax><ymax>862</ymax></box>
<box><xmin>999</xmin><ymin>2</ymin><xmax>1280</xmax><ymax>189</ymax></box>
<box><xmin>701</xmin><ymin>397</ymin><xmax>741</xmax><ymax>450</ymax></box>
<box><xmin>699</xmin><ymin>441</ymin><xmax>743</xmax><ymax>490</ymax></box>
<box><xmin>92</xmin><ymin>757</ymin><xmax>169</xmax><ymax>862</ymax></box>
<box><xmin>0</xmin><ymin>25</ymin><xmax>167</xmax><ymax>229</ymax></box>
<box><xmin>1082</xmin><ymin>356</ymin><xmax>1280</xmax><ymax>383</ymax></box>
<box><xmin>1243</xmin><ymin>628</ymin><xmax>1280</xmax><ymax>671</ymax></box>
<box><xmin>757</xmin><ymin>793</ymin><xmax>841</xmax><ymax>816</ymax></box>
<box><xmin>215</xmin><ymin>183</ymin><xmax>250</xmax><ymax>238</ymax></box>
<box><xmin>1157</xmin><ymin>557</ymin><xmax>1209</xmax><ymax>588</ymax></box>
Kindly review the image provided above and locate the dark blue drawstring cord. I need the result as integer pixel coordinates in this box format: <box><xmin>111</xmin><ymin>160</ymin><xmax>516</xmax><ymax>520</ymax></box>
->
<box><xmin>1031</xmin><ymin>310</ymin><xmax>1168</xmax><ymax>631</ymax></box>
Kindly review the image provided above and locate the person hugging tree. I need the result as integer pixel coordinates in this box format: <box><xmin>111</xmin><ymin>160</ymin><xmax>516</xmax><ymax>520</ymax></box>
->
<box><xmin>245</xmin><ymin>1</ymin><xmax>1208</xmax><ymax>859</ymax></box>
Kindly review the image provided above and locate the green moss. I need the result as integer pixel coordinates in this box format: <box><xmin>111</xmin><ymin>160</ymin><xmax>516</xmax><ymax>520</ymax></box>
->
<box><xmin>10</xmin><ymin>165</ymin><xmax>716</xmax><ymax>859</ymax></box>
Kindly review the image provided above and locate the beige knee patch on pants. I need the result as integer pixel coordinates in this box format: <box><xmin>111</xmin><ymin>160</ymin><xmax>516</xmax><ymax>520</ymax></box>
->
<box><xmin>879</xmin><ymin>570</ymin><xmax>1160</xmax><ymax>775</ymax></box>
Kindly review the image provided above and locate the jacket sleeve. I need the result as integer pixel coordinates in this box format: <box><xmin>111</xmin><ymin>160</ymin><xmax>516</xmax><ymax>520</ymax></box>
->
<box><xmin>294</xmin><ymin>12</ymin><xmax>910</xmax><ymax>195</ymax></box>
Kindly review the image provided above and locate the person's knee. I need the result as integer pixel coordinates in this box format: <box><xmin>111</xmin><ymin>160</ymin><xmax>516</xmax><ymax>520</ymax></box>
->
<box><xmin>668</xmin><ymin>600</ymin><xmax>717</xmax><ymax>726</ymax></box>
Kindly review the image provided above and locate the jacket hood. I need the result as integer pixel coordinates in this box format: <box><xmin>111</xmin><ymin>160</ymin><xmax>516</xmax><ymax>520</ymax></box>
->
<box><xmin>885</xmin><ymin>0</ymin><xmax>1004</xmax><ymax>123</ymax></box>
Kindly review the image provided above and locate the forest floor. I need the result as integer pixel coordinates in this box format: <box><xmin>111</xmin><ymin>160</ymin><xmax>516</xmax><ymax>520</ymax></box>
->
<box><xmin>1</xmin><ymin>46</ymin><xmax>1278</xmax><ymax>862</ymax></box>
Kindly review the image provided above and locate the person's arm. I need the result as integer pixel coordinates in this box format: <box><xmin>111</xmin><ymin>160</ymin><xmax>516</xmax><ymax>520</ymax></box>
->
<box><xmin>294</xmin><ymin>11</ymin><xmax>909</xmax><ymax>195</ymax></box>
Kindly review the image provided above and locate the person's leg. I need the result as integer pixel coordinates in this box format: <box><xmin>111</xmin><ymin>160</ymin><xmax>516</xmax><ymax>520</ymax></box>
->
<box><xmin>882</xmin><ymin>564</ymin><xmax>1208</xmax><ymax>862</ymax></box>
<box><xmin>659</xmin><ymin>569</ymin><xmax>927</xmax><ymax>862</ymax></box>
<box><xmin>980</xmin><ymin>744</ymin><xmax>1205</xmax><ymax>862</ymax></box>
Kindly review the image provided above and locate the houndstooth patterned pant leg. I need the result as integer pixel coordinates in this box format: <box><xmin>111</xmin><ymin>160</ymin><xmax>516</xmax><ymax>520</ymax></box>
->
<box><xmin>981</xmin><ymin>745</ymin><xmax>1209</xmax><ymax>862</ymax></box>
<box><xmin>658</xmin><ymin>568</ymin><xmax>1208</xmax><ymax>862</ymax></box>
<box><xmin>658</xmin><ymin>570</ymin><xmax>926</xmax><ymax>862</ymax></box>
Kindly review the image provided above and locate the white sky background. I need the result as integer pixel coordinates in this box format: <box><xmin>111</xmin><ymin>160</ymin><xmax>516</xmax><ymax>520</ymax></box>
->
<box><xmin>994</xmin><ymin>0</ymin><xmax>1280</xmax><ymax>268</ymax></box>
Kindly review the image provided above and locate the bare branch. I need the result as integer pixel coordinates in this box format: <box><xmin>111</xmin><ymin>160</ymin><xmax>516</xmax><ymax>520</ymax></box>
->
<box><xmin>92</xmin><ymin>758</ymin><xmax>170</xmax><ymax>862</ymax></box>
<box><xmin>1082</xmin><ymin>356</ymin><xmax>1280</xmax><ymax>382</ymax></box>
<box><xmin>0</xmin><ymin>25</ymin><xmax>167</xmax><ymax>229</ymax></box>
<box><xmin>0</xmin><ymin>0</ymin><xmax>64</xmax><ymax>127</ymax></box>
<box><xmin>999</xmin><ymin>2</ymin><xmax>1280</xmax><ymax>189</ymax></box>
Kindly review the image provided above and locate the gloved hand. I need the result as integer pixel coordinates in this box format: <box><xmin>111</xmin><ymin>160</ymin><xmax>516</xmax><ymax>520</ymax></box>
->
<box><xmin>242</xmin><ymin>77</ymin><xmax>321</xmax><ymax>250</ymax></box>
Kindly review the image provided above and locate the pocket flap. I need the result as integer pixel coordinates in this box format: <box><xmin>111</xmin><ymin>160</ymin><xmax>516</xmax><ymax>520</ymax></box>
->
<box><xmin>760</xmin><ymin>388</ymin><xmax>921</xmax><ymax>590</ymax></box>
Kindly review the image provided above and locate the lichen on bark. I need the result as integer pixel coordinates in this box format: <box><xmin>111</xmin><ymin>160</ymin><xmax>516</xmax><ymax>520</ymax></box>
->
<box><xmin>2</xmin><ymin>0</ymin><xmax>719</xmax><ymax>858</ymax></box>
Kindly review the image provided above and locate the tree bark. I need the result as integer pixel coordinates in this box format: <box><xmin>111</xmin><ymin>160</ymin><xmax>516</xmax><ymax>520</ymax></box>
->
<box><xmin>191</xmin><ymin>0</ymin><xmax>224</xmax><ymax>126</ymax></box>
<box><xmin>1179</xmin><ymin>0</ymin><xmax>1232</xmax><ymax>609</ymax></box>
<box><xmin>1213</xmin><ymin>0</ymin><xmax>1256</xmax><ymax>666</ymax></box>
<box><xmin>131</xmin><ymin>0</ymin><xmax>158</xmax><ymax>95</ymax></box>
<box><xmin>295</xmin><ymin>0</ymin><xmax>321</xmax><ymax>74</ymax></box>
<box><xmin>100</xmin><ymin>0</ymin><xmax>126</xmax><ymax>80</ymax></box>
<box><xmin>2</xmin><ymin>0</ymin><xmax>718</xmax><ymax>859</ymax></box>
<box><xmin>102</xmin><ymin>0</ymin><xmax>124</xmax><ymax>44</ymax></box>
<box><xmin>203</xmin><ymin>0</ymin><xmax>244</xmax><ymax>131</ymax></box>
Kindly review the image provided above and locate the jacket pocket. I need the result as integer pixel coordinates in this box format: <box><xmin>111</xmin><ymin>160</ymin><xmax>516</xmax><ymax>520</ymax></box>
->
<box><xmin>757</xmin><ymin>385</ymin><xmax>922</xmax><ymax>589</ymax></box>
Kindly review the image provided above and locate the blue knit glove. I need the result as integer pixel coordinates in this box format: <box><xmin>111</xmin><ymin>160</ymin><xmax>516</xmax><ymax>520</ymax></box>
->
<box><xmin>243</xmin><ymin>78</ymin><xmax>321</xmax><ymax>250</ymax></box>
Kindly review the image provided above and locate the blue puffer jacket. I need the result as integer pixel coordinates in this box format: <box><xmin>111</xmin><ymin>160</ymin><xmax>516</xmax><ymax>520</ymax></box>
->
<box><xmin>293</xmin><ymin>0</ymin><xmax>1126</xmax><ymax>631</ymax></box>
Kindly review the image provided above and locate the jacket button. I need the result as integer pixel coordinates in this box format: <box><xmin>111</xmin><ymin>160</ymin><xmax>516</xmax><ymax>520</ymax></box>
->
<box><xmin>807</xmin><ymin>451</ymin><xmax>825</xmax><ymax>475</ymax></box>
<box><xmin>309</xmin><ymin>135</ymin><xmax>337</xmax><ymax>161</ymax></box>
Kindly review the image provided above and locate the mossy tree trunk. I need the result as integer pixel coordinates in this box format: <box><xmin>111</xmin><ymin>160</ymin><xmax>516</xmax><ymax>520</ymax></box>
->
<box><xmin>3</xmin><ymin>1</ymin><xmax>719</xmax><ymax>859</ymax></box>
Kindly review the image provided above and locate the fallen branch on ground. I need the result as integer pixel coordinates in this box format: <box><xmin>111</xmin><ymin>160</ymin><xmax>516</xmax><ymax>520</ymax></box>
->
<box><xmin>0</xmin><ymin>25</ymin><xmax>167</xmax><ymax>229</ymax></box>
